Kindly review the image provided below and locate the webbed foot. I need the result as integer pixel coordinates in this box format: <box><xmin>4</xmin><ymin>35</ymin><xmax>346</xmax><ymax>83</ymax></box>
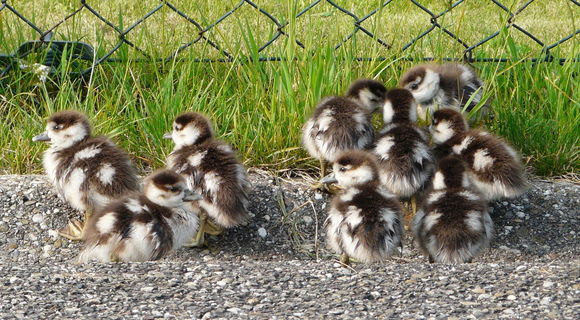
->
<box><xmin>340</xmin><ymin>253</ymin><xmax>351</xmax><ymax>266</ymax></box>
<box><xmin>204</xmin><ymin>218</ymin><xmax>224</xmax><ymax>236</ymax></box>
<box><xmin>58</xmin><ymin>219</ymin><xmax>85</xmax><ymax>241</ymax></box>
<box><xmin>310</xmin><ymin>182</ymin><xmax>342</xmax><ymax>194</ymax></box>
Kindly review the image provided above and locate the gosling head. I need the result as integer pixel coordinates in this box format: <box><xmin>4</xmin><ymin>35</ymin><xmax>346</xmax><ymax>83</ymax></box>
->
<box><xmin>399</xmin><ymin>65</ymin><xmax>440</xmax><ymax>104</ymax></box>
<box><xmin>382</xmin><ymin>88</ymin><xmax>418</xmax><ymax>124</ymax></box>
<box><xmin>144</xmin><ymin>170</ymin><xmax>201</xmax><ymax>208</ymax></box>
<box><xmin>164</xmin><ymin>112</ymin><xmax>213</xmax><ymax>149</ymax></box>
<box><xmin>345</xmin><ymin>79</ymin><xmax>388</xmax><ymax>112</ymax></box>
<box><xmin>432</xmin><ymin>155</ymin><xmax>470</xmax><ymax>190</ymax></box>
<box><xmin>322</xmin><ymin>150</ymin><xmax>379</xmax><ymax>189</ymax></box>
<box><xmin>430</xmin><ymin>109</ymin><xmax>468</xmax><ymax>144</ymax></box>
<box><xmin>32</xmin><ymin>110</ymin><xmax>91</xmax><ymax>149</ymax></box>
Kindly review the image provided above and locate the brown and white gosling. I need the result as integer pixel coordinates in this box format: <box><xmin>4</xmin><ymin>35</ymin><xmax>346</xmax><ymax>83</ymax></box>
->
<box><xmin>32</xmin><ymin>110</ymin><xmax>139</xmax><ymax>240</ymax></box>
<box><xmin>165</xmin><ymin>112</ymin><xmax>250</xmax><ymax>247</ymax></box>
<box><xmin>399</xmin><ymin>63</ymin><xmax>489</xmax><ymax>121</ymax></box>
<box><xmin>373</xmin><ymin>88</ymin><xmax>434</xmax><ymax>218</ymax></box>
<box><xmin>322</xmin><ymin>150</ymin><xmax>403</xmax><ymax>265</ymax></box>
<box><xmin>430</xmin><ymin>109</ymin><xmax>527</xmax><ymax>201</ymax></box>
<box><xmin>302</xmin><ymin>79</ymin><xmax>387</xmax><ymax>191</ymax></box>
<box><xmin>413</xmin><ymin>155</ymin><xmax>493</xmax><ymax>263</ymax></box>
<box><xmin>78</xmin><ymin>170</ymin><xmax>202</xmax><ymax>262</ymax></box>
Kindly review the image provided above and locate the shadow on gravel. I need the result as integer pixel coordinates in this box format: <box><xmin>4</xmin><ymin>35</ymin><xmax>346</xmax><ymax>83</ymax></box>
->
<box><xmin>487</xmin><ymin>181</ymin><xmax>579</xmax><ymax>260</ymax></box>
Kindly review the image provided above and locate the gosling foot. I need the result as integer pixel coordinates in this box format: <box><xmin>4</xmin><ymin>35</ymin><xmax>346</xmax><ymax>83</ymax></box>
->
<box><xmin>183</xmin><ymin>227</ymin><xmax>207</xmax><ymax>248</ymax></box>
<box><xmin>310</xmin><ymin>182</ymin><xmax>342</xmax><ymax>194</ymax></box>
<box><xmin>58</xmin><ymin>219</ymin><xmax>85</xmax><ymax>241</ymax></box>
<box><xmin>339</xmin><ymin>253</ymin><xmax>351</xmax><ymax>267</ymax></box>
<box><xmin>204</xmin><ymin>218</ymin><xmax>224</xmax><ymax>236</ymax></box>
<box><xmin>184</xmin><ymin>214</ymin><xmax>207</xmax><ymax>248</ymax></box>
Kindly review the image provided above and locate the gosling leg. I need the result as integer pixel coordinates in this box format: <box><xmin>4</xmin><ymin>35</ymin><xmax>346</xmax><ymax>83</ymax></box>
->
<box><xmin>184</xmin><ymin>211</ymin><xmax>207</xmax><ymax>247</ymax></box>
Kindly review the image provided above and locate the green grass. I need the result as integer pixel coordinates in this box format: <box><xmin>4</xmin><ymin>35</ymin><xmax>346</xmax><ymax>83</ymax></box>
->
<box><xmin>0</xmin><ymin>0</ymin><xmax>579</xmax><ymax>176</ymax></box>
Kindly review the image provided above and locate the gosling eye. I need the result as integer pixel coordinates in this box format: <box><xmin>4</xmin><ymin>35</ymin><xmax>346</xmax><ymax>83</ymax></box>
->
<box><xmin>339</xmin><ymin>167</ymin><xmax>347</xmax><ymax>172</ymax></box>
<box><xmin>168</xmin><ymin>186</ymin><xmax>180</xmax><ymax>192</ymax></box>
<box><xmin>53</xmin><ymin>124</ymin><xmax>63</xmax><ymax>130</ymax></box>
<box><xmin>410</xmin><ymin>83</ymin><xmax>419</xmax><ymax>90</ymax></box>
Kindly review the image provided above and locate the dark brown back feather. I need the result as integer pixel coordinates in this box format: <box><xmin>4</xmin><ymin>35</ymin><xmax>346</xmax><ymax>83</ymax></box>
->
<box><xmin>54</xmin><ymin>136</ymin><xmax>139</xmax><ymax>202</ymax></box>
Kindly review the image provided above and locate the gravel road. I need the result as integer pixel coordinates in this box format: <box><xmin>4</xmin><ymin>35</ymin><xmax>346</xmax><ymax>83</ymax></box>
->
<box><xmin>1</xmin><ymin>172</ymin><xmax>578</xmax><ymax>319</ymax></box>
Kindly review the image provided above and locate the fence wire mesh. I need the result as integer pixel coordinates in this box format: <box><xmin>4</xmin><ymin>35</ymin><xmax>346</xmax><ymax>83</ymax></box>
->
<box><xmin>0</xmin><ymin>0</ymin><xmax>578</xmax><ymax>77</ymax></box>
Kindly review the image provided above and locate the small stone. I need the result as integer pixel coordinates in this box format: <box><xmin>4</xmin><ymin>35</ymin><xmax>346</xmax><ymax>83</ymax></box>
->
<box><xmin>472</xmin><ymin>288</ymin><xmax>486</xmax><ymax>294</ymax></box>
<box><xmin>477</xmin><ymin>294</ymin><xmax>491</xmax><ymax>300</ymax></box>
<box><xmin>515</xmin><ymin>265</ymin><xmax>527</xmax><ymax>272</ymax></box>
<box><xmin>540</xmin><ymin>297</ymin><xmax>552</xmax><ymax>305</ymax></box>
<box><xmin>263</xmin><ymin>215</ymin><xmax>270</xmax><ymax>221</ymax></box>
<box><xmin>0</xmin><ymin>224</ymin><xmax>8</xmax><ymax>232</ymax></box>
<box><xmin>65</xmin><ymin>307</ymin><xmax>80</xmax><ymax>313</ymax></box>
<box><xmin>140</xmin><ymin>287</ymin><xmax>154</xmax><ymax>292</ymax></box>
<box><xmin>32</xmin><ymin>214</ymin><xmax>44</xmax><ymax>223</ymax></box>
<box><xmin>303</xmin><ymin>216</ymin><xmax>313</xmax><ymax>225</ymax></box>
<box><xmin>503</xmin><ymin>309</ymin><xmax>514</xmax><ymax>314</ymax></box>
<box><xmin>314</xmin><ymin>193</ymin><xmax>323</xmax><ymax>200</ymax></box>
<box><xmin>516</xmin><ymin>212</ymin><xmax>526</xmax><ymax>218</ymax></box>
<box><xmin>227</xmin><ymin>308</ymin><xmax>241</xmax><ymax>314</ymax></box>
<box><xmin>48</xmin><ymin>230</ymin><xmax>59</xmax><ymax>239</ymax></box>
<box><xmin>258</xmin><ymin>228</ymin><xmax>267</xmax><ymax>238</ymax></box>
<box><xmin>217</xmin><ymin>280</ymin><xmax>227</xmax><ymax>287</ymax></box>
<box><xmin>507</xmin><ymin>295</ymin><xmax>516</xmax><ymax>300</ymax></box>
<box><xmin>543</xmin><ymin>281</ymin><xmax>554</xmax><ymax>288</ymax></box>
<box><xmin>53</xmin><ymin>240</ymin><xmax>62</xmax><ymax>248</ymax></box>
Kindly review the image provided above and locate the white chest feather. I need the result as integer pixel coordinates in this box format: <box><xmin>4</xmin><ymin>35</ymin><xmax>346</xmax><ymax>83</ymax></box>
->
<box><xmin>43</xmin><ymin>149</ymin><xmax>87</xmax><ymax>210</ymax></box>
<box><xmin>43</xmin><ymin>149</ymin><xmax>61</xmax><ymax>187</ymax></box>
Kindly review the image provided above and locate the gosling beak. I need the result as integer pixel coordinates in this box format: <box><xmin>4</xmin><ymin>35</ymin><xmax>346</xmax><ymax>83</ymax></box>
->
<box><xmin>32</xmin><ymin>132</ymin><xmax>50</xmax><ymax>142</ymax></box>
<box><xmin>320</xmin><ymin>173</ymin><xmax>338</xmax><ymax>184</ymax></box>
<box><xmin>183</xmin><ymin>189</ymin><xmax>203</xmax><ymax>201</ymax></box>
<box><xmin>163</xmin><ymin>132</ymin><xmax>172</xmax><ymax>140</ymax></box>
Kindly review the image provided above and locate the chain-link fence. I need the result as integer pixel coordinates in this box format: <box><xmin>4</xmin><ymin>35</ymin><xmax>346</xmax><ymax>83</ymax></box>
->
<box><xmin>0</xmin><ymin>0</ymin><xmax>578</xmax><ymax>77</ymax></box>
